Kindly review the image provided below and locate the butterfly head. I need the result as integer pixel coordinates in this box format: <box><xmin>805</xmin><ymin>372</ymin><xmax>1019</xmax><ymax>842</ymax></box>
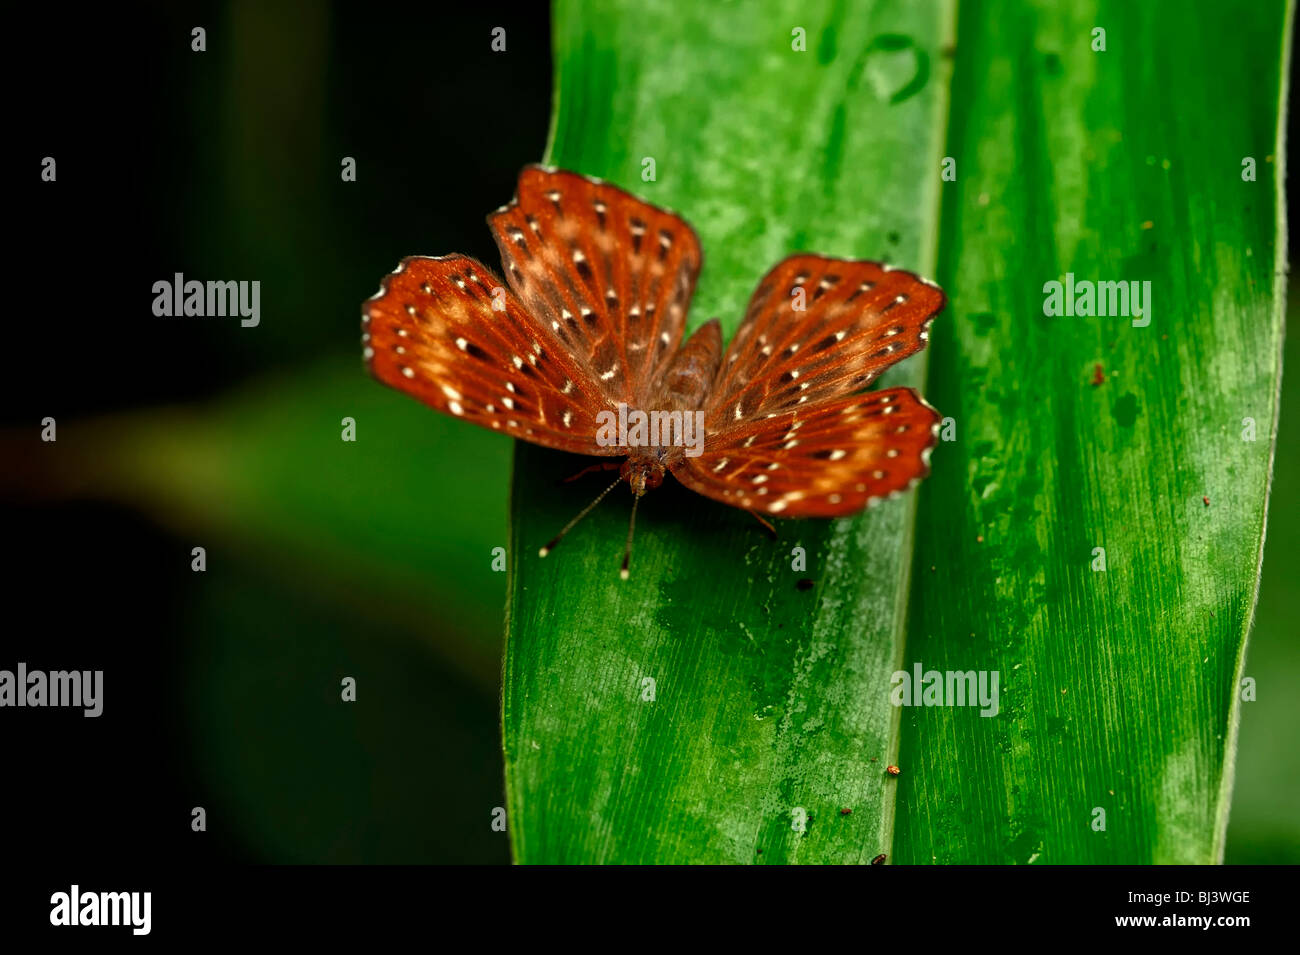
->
<box><xmin>621</xmin><ymin>455</ymin><xmax>666</xmax><ymax>497</ymax></box>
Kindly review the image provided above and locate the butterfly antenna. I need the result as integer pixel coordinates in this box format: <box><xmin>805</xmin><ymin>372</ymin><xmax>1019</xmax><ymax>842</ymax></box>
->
<box><xmin>748</xmin><ymin>509</ymin><xmax>778</xmax><ymax>539</ymax></box>
<box><xmin>539</xmin><ymin>475</ymin><xmax>624</xmax><ymax>558</ymax></box>
<box><xmin>620</xmin><ymin>493</ymin><xmax>642</xmax><ymax>581</ymax></box>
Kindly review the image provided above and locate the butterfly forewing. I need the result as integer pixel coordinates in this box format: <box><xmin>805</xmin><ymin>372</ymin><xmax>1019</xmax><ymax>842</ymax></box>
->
<box><xmin>363</xmin><ymin>254</ymin><xmax>617</xmax><ymax>455</ymax></box>
<box><xmin>707</xmin><ymin>255</ymin><xmax>944</xmax><ymax>423</ymax></box>
<box><xmin>487</xmin><ymin>166</ymin><xmax>702</xmax><ymax>409</ymax></box>
<box><xmin>674</xmin><ymin>387</ymin><xmax>940</xmax><ymax>516</ymax></box>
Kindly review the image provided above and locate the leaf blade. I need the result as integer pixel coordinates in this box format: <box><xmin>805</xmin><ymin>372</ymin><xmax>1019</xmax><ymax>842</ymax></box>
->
<box><xmin>894</xmin><ymin>0</ymin><xmax>1292</xmax><ymax>864</ymax></box>
<box><xmin>504</xmin><ymin>0</ymin><xmax>956</xmax><ymax>864</ymax></box>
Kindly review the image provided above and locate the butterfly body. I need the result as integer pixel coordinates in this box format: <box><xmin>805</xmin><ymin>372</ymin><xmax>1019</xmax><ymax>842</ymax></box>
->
<box><xmin>649</xmin><ymin>317</ymin><xmax>722</xmax><ymax>415</ymax></box>
<box><xmin>363</xmin><ymin>166</ymin><xmax>946</xmax><ymax>563</ymax></box>
<box><xmin>620</xmin><ymin>316</ymin><xmax>724</xmax><ymax>493</ymax></box>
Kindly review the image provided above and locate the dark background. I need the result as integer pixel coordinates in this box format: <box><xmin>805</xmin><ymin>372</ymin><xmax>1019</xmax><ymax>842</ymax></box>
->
<box><xmin>4</xmin><ymin>2</ymin><xmax>552</xmax><ymax>865</ymax></box>
<box><xmin>2</xmin><ymin>2</ymin><xmax>1295</xmax><ymax>864</ymax></box>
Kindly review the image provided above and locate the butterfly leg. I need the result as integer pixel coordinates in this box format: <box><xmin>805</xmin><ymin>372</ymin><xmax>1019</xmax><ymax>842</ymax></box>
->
<box><xmin>558</xmin><ymin>459</ymin><xmax>623</xmax><ymax>485</ymax></box>
<box><xmin>748</xmin><ymin>509</ymin><xmax>778</xmax><ymax>540</ymax></box>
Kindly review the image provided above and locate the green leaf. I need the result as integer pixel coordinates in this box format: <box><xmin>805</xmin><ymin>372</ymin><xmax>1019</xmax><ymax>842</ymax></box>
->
<box><xmin>1226</xmin><ymin>280</ymin><xmax>1300</xmax><ymax>863</ymax></box>
<box><xmin>503</xmin><ymin>0</ymin><xmax>1291</xmax><ymax>863</ymax></box>
<box><xmin>895</xmin><ymin>0</ymin><xmax>1292</xmax><ymax>864</ymax></box>
<box><xmin>504</xmin><ymin>0</ymin><xmax>956</xmax><ymax>864</ymax></box>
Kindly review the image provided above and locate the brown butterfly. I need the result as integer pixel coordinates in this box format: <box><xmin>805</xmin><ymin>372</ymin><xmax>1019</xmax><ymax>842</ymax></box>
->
<box><xmin>362</xmin><ymin>166</ymin><xmax>945</xmax><ymax>576</ymax></box>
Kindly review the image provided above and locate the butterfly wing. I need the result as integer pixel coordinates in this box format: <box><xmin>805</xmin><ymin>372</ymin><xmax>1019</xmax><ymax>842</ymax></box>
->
<box><xmin>672</xmin><ymin>388</ymin><xmax>940</xmax><ymax>516</ymax></box>
<box><xmin>487</xmin><ymin>166</ymin><xmax>703</xmax><ymax>409</ymax></box>
<box><xmin>709</xmin><ymin>254</ymin><xmax>944</xmax><ymax>418</ymax></box>
<box><xmin>673</xmin><ymin>254</ymin><xmax>945</xmax><ymax>516</ymax></box>
<box><xmin>363</xmin><ymin>254</ymin><xmax>617</xmax><ymax>454</ymax></box>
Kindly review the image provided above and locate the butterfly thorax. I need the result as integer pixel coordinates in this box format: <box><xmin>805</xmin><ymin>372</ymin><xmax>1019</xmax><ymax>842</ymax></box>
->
<box><xmin>645</xmin><ymin>318</ymin><xmax>722</xmax><ymax>413</ymax></box>
<box><xmin>620</xmin><ymin>319</ymin><xmax>724</xmax><ymax>494</ymax></box>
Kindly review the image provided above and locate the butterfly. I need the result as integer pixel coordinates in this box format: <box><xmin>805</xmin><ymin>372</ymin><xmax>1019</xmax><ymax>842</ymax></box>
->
<box><xmin>362</xmin><ymin>166</ymin><xmax>945</xmax><ymax>576</ymax></box>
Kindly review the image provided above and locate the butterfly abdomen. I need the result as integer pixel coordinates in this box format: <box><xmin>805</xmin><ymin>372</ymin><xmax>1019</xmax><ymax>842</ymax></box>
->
<box><xmin>648</xmin><ymin>318</ymin><xmax>722</xmax><ymax>413</ymax></box>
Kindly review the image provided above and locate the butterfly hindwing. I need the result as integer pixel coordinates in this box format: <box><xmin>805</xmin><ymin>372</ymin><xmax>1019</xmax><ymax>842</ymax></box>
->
<box><xmin>363</xmin><ymin>254</ymin><xmax>618</xmax><ymax>455</ymax></box>
<box><xmin>672</xmin><ymin>387</ymin><xmax>941</xmax><ymax>516</ymax></box>
<box><xmin>706</xmin><ymin>255</ymin><xmax>944</xmax><ymax>424</ymax></box>
<box><xmin>487</xmin><ymin>166</ymin><xmax>703</xmax><ymax>408</ymax></box>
